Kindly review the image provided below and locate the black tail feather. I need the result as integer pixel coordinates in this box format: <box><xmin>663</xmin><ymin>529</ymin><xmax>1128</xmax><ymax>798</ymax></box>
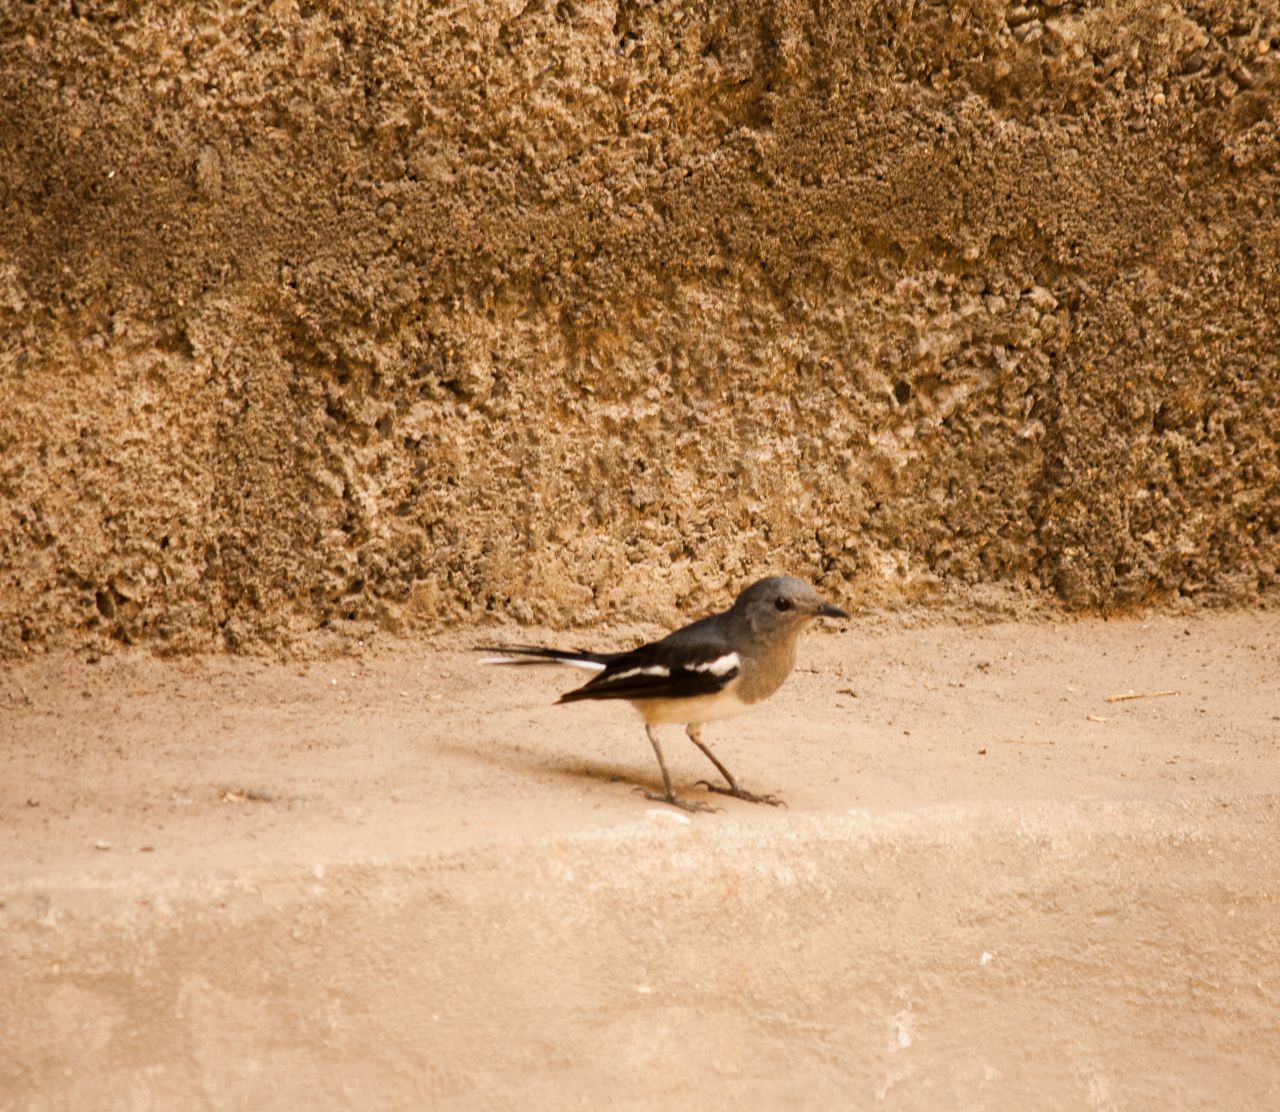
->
<box><xmin>477</xmin><ymin>645</ymin><xmax>616</xmax><ymax>668</ymax></box>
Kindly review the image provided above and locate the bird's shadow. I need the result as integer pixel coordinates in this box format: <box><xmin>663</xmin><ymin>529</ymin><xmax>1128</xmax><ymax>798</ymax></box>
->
<box><xmin>440</xmin><ymin>737</ymin><xmax>670</xmax><ymax>796</ymax></box>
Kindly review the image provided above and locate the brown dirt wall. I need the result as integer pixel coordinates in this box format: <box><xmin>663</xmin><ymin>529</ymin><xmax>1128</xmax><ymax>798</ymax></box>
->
<box><xmin>1</xmin><ymin>0</ymin><xmax>1278</xmax><ymax>655</ymax></box>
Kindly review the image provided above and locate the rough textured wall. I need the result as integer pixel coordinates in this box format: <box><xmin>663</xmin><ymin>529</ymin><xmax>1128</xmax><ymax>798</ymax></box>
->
<box><xmin>1</xmin><ymin>1</ymin><xmax>1277</xmax><ymax>654</ymax></box>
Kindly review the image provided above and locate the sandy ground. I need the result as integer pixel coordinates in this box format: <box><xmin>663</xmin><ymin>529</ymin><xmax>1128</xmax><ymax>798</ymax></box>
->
<box><xmin>3</xmin><ymin>611</ymin><xmax>1278</xmax><ymax>877</ymax></box>
<box><xmin>2</xmin><ymin>611</ymin><xmax>1279</xmax><ymax>1108</ymax></box>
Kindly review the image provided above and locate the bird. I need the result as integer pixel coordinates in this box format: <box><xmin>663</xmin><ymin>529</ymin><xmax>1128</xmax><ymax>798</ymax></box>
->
<box><xmin>479</xmin><ymin>575</ymin><xmax>848</xmax><ymax>812</ymax></box>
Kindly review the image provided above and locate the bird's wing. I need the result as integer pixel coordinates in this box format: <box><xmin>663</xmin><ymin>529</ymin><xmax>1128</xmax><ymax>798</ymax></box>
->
<box><xmin>477</xmin><ymin>646</ymin><xmax>617</xmax><ymax>672</ymax></box>
<box><xmin>557</xmin><ymin>617</ymin><xmax>741</xmax><ymax>704</ymax></box>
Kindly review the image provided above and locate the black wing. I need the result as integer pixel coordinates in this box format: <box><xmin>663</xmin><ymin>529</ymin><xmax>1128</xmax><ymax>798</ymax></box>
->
<box><xmin>557</xmin><ymin>615</ymin><xmax>741</xmax><ymax>704</ymax></box>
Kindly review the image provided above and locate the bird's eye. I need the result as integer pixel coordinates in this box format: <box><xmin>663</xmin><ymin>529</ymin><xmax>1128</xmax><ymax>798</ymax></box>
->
<box><xmin>775</xmin><ymin>597</ymin><xmax>792</xmax><ymax>612</ymax></box>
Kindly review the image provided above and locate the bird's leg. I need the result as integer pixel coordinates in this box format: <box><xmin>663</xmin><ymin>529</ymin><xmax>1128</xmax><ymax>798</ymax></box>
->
<box><xmin>635</xmin><ymin>725</ymin><xmax>719</xmax><ymax>813</ymax></box>
<box><xmin>688</xmin><ymin>724</ymin><xmax>787</xmax><ymax>807</ymax></box>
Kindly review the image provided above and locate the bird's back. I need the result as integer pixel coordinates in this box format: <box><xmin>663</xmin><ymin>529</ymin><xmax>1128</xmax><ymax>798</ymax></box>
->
<box><xmin>558</xmin><ymin>607</ymin><xmax>741</xmax><ymax>706</ymax></box>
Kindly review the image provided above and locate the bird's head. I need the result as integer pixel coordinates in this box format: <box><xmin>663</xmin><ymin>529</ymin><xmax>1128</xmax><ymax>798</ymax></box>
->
<box><xmin>732</xmin><ymin>576</ymin><xmax>849</xmax><ymax>636</ymax></box>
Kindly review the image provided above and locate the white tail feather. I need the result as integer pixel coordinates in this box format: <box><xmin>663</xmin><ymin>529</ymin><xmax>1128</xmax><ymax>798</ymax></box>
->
<box><xmin>478</xmin><ymin>655</ymin><xmax>607</xmax><ymax>672</ymax></box>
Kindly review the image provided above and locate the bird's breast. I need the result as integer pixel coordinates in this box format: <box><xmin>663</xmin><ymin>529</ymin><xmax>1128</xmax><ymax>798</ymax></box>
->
<box><xmin>634</xmin><ymin>687</ymin><xmax>750</xmax><ymax>726</ymax></box>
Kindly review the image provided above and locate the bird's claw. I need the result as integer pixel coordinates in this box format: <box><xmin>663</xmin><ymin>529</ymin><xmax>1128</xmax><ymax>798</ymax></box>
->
<box><xmin>632</xmin><ymin>786</ymin><xmax>721</xmax><ymax>813</ymax></box>
<box><xmin>695</xmin><ymin>780</ymin><xmax>788</xmax><ymax>808</ymax></box>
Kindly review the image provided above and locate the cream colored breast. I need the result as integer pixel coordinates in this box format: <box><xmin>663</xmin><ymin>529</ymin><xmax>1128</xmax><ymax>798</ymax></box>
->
<box><xmin>632</xmin><ymin>685</ymin><xmax>751</xmax><ymax>725</ymax></box>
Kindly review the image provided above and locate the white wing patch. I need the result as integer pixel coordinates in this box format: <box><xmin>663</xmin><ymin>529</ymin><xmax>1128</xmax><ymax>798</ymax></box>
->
<box><xmin>689</xmin><ymin>652</ymin><xmax>740</xmax><ymax>677</ymax></box>
<box><xmin>608</xmin><ymin>664</ymin><xmax>671</xmax><ymax>681</ymax></box>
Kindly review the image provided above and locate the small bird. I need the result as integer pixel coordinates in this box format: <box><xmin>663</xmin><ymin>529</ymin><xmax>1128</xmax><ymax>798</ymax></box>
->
<box><xmin>480</xmin><ymin>576</ymin><xmax>848</xmax><ymax>812</ymax></box>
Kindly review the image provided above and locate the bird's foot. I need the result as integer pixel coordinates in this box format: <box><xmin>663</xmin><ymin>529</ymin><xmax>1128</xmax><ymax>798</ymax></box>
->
<box><xmin>633</xmin><ymin>786</ymin><xmax>721</xmax><ymax>814</ymax></box>
<box><xmin>695</xmin><ymin>781</ymin><xmax>788</xmax><ymax>808</ymax></box>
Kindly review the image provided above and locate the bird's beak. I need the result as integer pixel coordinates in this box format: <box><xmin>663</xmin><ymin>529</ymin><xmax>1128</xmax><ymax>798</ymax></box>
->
<box><xmin>816</xmin><ymin>601</ymin><xmax>849</xmax><ymax>620</ymax></box>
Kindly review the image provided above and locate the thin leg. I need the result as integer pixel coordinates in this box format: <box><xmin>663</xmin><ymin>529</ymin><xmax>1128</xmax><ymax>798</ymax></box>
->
<box><xmin>688</xmin><ymin>723</ymin><xmax>786</xmax><ymax>807</ymax></box>
<box><xmin>635</xmin><ymin>725</ymin><xmax>718</xmax><ymax>813</ymax></box>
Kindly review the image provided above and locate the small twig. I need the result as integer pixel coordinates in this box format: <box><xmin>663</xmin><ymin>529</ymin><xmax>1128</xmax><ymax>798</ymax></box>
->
<box><xmin>219</xmin><ymin>787</ymin><xmax>274</xmax><ymax>804</ymax></box>
<box><xmin>1105</xmin><ymin>690</ymin><xmax>1180</xmax><ymax>703</ymax></box>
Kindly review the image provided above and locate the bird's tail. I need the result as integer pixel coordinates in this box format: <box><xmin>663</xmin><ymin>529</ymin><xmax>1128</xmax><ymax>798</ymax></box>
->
<box><xmin>477</xmin><ymin>646</ymin><xmax>613</xmax><ymax>673</ymax></box>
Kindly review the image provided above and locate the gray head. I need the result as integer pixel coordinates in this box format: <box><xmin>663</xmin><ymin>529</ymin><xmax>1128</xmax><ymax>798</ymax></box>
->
<box><xmin>730</xmin><ymin>576</ymin><xmax>849</xmax><ymax>637</ymax></box>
